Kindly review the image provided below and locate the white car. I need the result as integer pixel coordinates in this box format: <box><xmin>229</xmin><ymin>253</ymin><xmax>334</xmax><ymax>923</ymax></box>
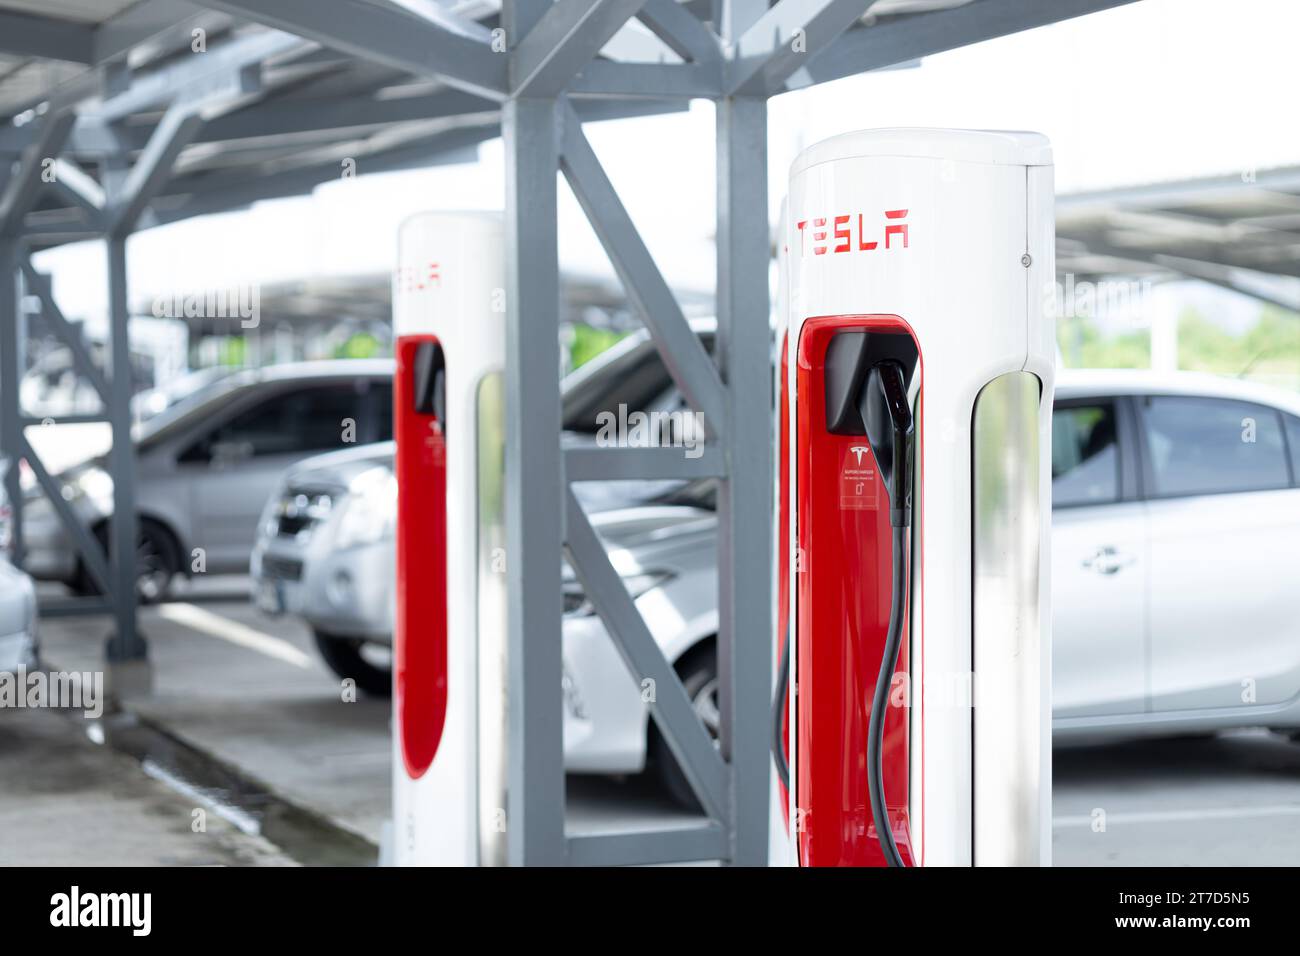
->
<box><xmin>0</xmin><ymin>556</ymin><xmax>38</xmax><ymax>673</ymax></box>
<box><xmin>1052</xmin><ymin>368</ymin><xmax>1300</xmax><ymax>743</ymax></box>
<box><xmin>251</xmin><ymin>448</ymin><xmax>717</xmax><ymax>802</ymax></box>
<box><xmin>570</xmin><ymin>368</ymin><xmax>1300</xmax><ymax>794</ymax></box>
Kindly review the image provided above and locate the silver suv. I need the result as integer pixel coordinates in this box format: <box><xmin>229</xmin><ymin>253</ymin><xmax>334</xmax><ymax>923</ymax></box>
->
<box><xmin>20</xmin><ymin>360</ymin><xmax>393</xmax><ymax>601</ymax></box>
<box><xmin>252</xmin><ymin>324</ymin><xmax>716</xmax><ymax>695</ymax></box>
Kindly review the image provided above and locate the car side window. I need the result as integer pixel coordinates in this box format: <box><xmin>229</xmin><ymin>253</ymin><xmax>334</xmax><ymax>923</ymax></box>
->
<box><xmin>1052</xmin><ymin>402</ymin><xmax>1120</xmax><ymax>508</ymax></box>
<box><xmin>181</xmin><ymin>384</ymin><xmax>374</xmax><ymax>462</ymax></box>
<box><xmin>561</xmin><ymin>333</ymin><xmax>714</xmax><ymax>433</ymax></box>
<box><xmin>1139</xmin><ymin>395</ymin><xmax>1289</xmax><ymax>498</ymax></box>
<box><xmin>372</xmin><ymin>382</ymin><xmax>394</xmax><ymax>442</ymax></box>
<box><xmin>1286</xmin><ymin>415</ymin><xmax>1300</xmax><ymax>485</ymax></box>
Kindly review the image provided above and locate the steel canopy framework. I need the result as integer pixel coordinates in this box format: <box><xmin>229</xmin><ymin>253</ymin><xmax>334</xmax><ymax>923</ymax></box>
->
<box><xmin>0</xmin><ymin>0</ymin><xmax>1142</xmax><ymax>865</ymax></box>
<box><xmin>1057</xmin><ymin>166</ymin><xmax>1300</xmax><ymax>312</ymax></box>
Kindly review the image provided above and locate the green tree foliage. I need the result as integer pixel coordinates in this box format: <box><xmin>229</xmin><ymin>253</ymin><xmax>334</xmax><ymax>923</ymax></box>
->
<box><xmin>1057</xmin><ymin>314</ymin><xmax>1151</xmax><ymax>369</ymax></box>
<box><xmin>569</xmin><ymin>324</ymin><xmax>628</xmax><ymax>370</ymax></box>
<box><xmin>1059</xmin><ymin>306</ymin><xmax>1300</xmax><ymax>391</ymax></box>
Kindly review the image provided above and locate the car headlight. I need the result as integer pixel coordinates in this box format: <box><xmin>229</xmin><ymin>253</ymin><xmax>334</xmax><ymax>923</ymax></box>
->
<box><xmin>61</xmin><ymin>467</ymin><xmax>113</xmax><ymax>507</ymax></box>
<box><xmin>332</xmin><ymin>468</ymin><xmax>396</xmax><ymax>549</ymax></box>
<box><xmin>562</xmin><ymin>570</ymin><xmax>675</xmax><ymax>617</ymax></box>
<box><xmin>561</xmin><ymin>661</ymin><xmax>588</xmax><ymax>721</ymax></box>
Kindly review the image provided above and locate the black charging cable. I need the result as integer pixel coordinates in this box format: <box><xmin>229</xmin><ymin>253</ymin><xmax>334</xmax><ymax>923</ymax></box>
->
<box><xmin>862</xmin><ymin>360</ymin><xmax>913</xmax><ymax>868</ymax></box>
<box><xmin>772</xmin><ymin>626</ymin><xmax>790</xmax><ymax>791</ymax></box>
<box><xmin>867</xmin><ymin>522</ymin><xmax>908</xmax><ymax>867</ymax></box>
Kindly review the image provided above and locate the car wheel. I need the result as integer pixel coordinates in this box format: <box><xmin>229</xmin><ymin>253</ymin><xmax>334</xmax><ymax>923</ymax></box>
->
<box><xmin>134</xmin><ymin>519</ymin><xmax>181</xmax><ymax>604</ymax></box>
<box><xmin>75</xmin><ymin>518</ymin><xmax>180</xmax><ymax>604</ymax></box>
<box><xmin>651</xmin><ymin>643</ymin><xmax>718</xmax><ymax>810</ymax></box>
<box><xmin>313</xmin><ymin>629</ymin><xmax>392</xmax><ymax>697</ymax></box>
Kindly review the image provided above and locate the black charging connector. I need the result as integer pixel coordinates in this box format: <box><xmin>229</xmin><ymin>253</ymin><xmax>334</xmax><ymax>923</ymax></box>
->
<box><xmin>862</xmin><ymin>360</ymin><xmax>914</xmax><ymax>529</ymax></box>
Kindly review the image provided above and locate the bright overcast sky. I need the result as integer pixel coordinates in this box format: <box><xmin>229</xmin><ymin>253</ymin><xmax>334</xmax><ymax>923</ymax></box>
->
<box><xmin>35</xmin><ymin>0</ymin><xmax>1300</xmax><ymax>328</ymax></box>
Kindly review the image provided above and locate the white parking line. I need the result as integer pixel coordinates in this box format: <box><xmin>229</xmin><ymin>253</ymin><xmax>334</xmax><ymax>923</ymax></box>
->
<box><xmin>156</xmin><ymin>603</ymin><xmax>314</xmax><ymax>670</ymax></box>
<box><xmin>141</xmin><ymin>758</ymin><xmax>262</xmax><ymax>836</ymax></box>
<box><xmin>1053</xmin><ymin>804</ymin><xmax>1300</xmax><ymax>828</ymax></box>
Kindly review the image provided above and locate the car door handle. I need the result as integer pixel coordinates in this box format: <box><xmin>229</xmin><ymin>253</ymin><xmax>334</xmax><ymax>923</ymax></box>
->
<box><xmin>1082</xmin><ymin>546</ymin><xmax>1135</xmax><ymax>575</ymax></box>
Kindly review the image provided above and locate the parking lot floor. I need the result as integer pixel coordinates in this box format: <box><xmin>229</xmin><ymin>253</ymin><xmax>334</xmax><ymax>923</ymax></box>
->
<box><xmin>1052</xmin><ymin>732</ymin><xmax>1300</xmax><ymax>866</ymax></box>
<box><xmin>35</xmin><ymin>578</ymin><xmax>706</xmax><ymax>864</ymax></box>
<box><xmin>28</xmin><ymin>577</ymin><xmax>1300</xmax><ymax>866</ymax></box>
<box><xmin>38</xmin><ymin>579</ymin><xmax>391</xmax><ymax>853</ymax></box>
<box><xmin>0</xmin><ymin>706</ymin><xmax>293</xmax><ymax>866</ymax></box>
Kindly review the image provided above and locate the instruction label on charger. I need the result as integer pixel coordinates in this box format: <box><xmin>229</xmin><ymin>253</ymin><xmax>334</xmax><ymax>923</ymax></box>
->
<box><xmin>841</xmin><ymin>444</ymin><xmax>879</xmax><ymax>510</ymax></box>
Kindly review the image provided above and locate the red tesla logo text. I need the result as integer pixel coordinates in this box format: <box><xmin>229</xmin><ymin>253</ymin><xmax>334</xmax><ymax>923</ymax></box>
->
<box><xmin>396</xmin><ymin>261</ymin><xmax>441</xmax><ymax>292</ymax></box>
<box><xmin>796</xmin><ymin>209</ymin><xmax>909</xmax><ymax>257</ymax></box>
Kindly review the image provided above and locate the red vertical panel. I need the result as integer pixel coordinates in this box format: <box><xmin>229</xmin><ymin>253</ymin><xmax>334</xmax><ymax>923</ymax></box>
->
<box><xmin>795</xmin><ymin>315</ymin><xmax>917</xmax><ymax>866</ymax></box>
<box><xmin>394</xmin><ymin>335</ymin><xmax>449</xmax><ymax>779</ymax></box>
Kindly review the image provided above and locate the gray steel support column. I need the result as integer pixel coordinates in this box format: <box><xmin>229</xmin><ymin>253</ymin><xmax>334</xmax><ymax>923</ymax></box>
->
<box><xmin>0</xmin><ymin>238</ymin><xmax>21</xmax><ymax>563</ymax></box>
<box><xmin>716</xmin><ymin>93</ymin><xmax>772</xmax><ymax>865</ymax></box>
<box><xmin>502</xmin><ymin>94</ymin><xmax>566</xmax><ymax>866</ymax></box>
<box><xmin>103</xmin><ymin>232</ymin><xmax>146</xmax><ymax>675</ymax></box>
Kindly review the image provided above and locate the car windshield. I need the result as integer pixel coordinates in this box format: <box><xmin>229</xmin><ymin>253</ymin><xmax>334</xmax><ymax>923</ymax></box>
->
<box><xmin>561</xmin><ymin>331</ymin><xmax>715</xmax><ymax>433</ymax></box>
<box><xmin>652</xmin><ymin>478</ymin><xmax>717</xmax><ymax>510</ymax></box>
<box><xmin>134</xmin><ymin>374</ymin><xmax>256</xmax><ymax>450</ymax></box>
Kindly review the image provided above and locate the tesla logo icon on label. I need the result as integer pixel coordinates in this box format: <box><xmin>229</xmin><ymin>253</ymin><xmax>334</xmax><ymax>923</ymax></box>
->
<box><xmin>841</xmin><ymin>444</ymin><xmax>878</xmax><ymax>510</ymax></box>
<box><xmin>797</xmin><ymin>209</ymin><xmax>909</xmax><ymax>257</ymax></box>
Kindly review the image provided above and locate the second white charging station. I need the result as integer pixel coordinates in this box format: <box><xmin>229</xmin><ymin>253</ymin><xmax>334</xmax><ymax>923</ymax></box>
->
<box><xmin>391</xmin><ymin>211</ymin><xmax>508</xmax><ymax>866</ymax></box>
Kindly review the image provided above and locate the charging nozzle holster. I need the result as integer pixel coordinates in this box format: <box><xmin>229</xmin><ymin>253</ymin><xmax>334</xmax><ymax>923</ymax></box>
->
<box><xmin>824</xmin><ymin>331</ymin><xmax>918</xmax><ymax>527</ymax></box>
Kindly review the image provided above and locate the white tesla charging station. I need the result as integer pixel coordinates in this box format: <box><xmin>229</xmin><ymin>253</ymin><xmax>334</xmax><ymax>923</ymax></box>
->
<box><xmin>391</xmin><ymin>211</ymin><xmax>509</xmax><ymax>866</ymax></box>
<box><xmin>782</xmin><ymin>129</ymin><xmax>1055</xmax><ymax>866</ymax></box>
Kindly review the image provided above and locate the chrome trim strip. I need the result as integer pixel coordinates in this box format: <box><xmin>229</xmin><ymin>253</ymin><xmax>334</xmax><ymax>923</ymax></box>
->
<box><xmin>972</xmin><ymin>371</ymin><xmax>1044</xmax><ymax>866</ymax></box>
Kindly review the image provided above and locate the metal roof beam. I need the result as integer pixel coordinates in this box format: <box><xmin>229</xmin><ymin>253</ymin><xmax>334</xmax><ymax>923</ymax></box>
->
<box><xmin>0</xmin><ymin>10</ymin><xmax>95</xmax><ymax>64</ymax></box>
<box><xmin>727</xmin><ymin>0</ymin><xmax>879</xmax><ymax>95</ymax></box>
<box><xmin>107</xmin><ymin>102</ymin><xmax>206</xmax><ymax>235</ymax></box>
<box><xmin>0</xmin><ymin>110</ymin><xmax>76</xmax><ymax>236</ymax></box>
<box><xmin>1064</xmin><ymin>237</ymin><xmax>1300</xmax><ymax>303</ymax></box>
<box><xmin>636</xmin><ymin>0</ymin><xmax>722</xmax><ymax>64</ymax></box>
<box><xmin>48</xmin><ymin>159</ymin><xmax>106</xmax><ymax>227</ymax></box>
<box><xmin>1068</xmin><ymin>229</ymin><xmax>1300</xmax><ymax>279</ymax></box>
<box><xmin>91</xmin><ymin>0</ymin><xmax>211</xmax><ymax>65</ymax></box>
<box><xmin>20</xmin><ymin>98</ymin><xmax>686</xmax><ymax>243</ymax></box>
<box><xmin>511</xmin><ymin>0</ymin><xmax>650</xmax><ymax>97</ymax></box>
<box><xmin>1059</xmin><ymin>169</ymin><xmax>1300</xmax><ymax>211</ymax></box>
<box><xmin>569</xmin><ymin>61</ymin><xmax>721</xmax><ymax>99</ymax></box>
<box><xmin>144</xmin><ymin>127</ymin><xmax>492</xmax><ymax>225</ymax></box>
<box><xmin>201</xmin><ymin>0</ymin><xmax>507</xmax><ymax>99</ymax></box>
<box><xmin>89</xmin><ymin>29</ymin><xmax>309</xmax><ymax>123</ymax></box>
<box><xmin>199</xmin><ymin>87</ymin><xmax>497</xmax><ymax>141</ymax></box>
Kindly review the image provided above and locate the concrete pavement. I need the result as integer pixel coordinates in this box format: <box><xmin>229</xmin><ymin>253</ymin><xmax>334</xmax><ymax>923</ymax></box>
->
<box><xmin>23</xmin><ymin>576</ymin><xmax>1300</xmax><ymax>866</ymax></box>
<box><xmin>0</xmin><ymin>705</ymin><xmax>293</xmax><ymax>866</ymax></box>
